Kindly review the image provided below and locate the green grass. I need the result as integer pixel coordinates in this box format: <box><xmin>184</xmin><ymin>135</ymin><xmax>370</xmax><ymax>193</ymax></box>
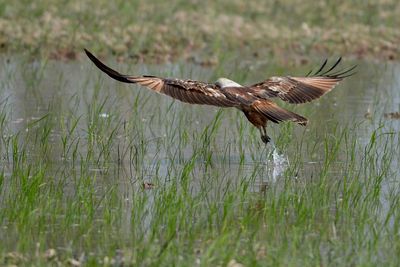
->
<box><xmin>0</xmin><ymin>55</ymin><xmax>399</xmax><ymax>266</ymax></box>
<box><xmin>0</xmin><ymin>0</ymin><xmax>399</xmax><ymax>63</ymax></box>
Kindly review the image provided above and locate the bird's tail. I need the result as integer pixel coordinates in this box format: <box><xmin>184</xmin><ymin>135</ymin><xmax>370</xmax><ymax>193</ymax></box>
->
<box><xmin>252</xmin><ymin>100</ymin><xmax>308</xmax><ymax>126</ymax></box>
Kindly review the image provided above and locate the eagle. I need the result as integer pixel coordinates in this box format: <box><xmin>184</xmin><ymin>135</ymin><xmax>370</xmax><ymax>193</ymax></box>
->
<box><xmin>84</xmin><ymin>49</ymin><xmax>355</xmax><ymax>144</ymax></box>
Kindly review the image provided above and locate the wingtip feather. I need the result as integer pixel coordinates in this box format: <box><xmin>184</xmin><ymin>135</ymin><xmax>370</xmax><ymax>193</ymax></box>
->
<box><xmin>84</xmin><ymin>49</ymin><xmax>136</xmax><ymax>84</ymax></box>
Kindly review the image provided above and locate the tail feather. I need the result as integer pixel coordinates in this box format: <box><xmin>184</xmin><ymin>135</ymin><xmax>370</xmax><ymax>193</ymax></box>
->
<box><xmin>252</xmin><ymin>100</ymin><xmax>308</xmax><ymax>126</ymax></box>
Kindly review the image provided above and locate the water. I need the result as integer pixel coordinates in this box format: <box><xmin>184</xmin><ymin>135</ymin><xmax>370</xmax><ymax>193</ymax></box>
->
<box><xmin>1</xmin><ymin>56</ymin><xmax>399</xmax><ymax>185</ymax></box>
<box><xmin>0</xmin><ymin>55</ymin><xmax>399</xmax><ymax>249</ymax></box>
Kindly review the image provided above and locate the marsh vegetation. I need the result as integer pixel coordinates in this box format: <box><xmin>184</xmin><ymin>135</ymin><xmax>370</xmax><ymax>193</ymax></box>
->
<box><xmin>0</xmin><ymin>0</ymin><xmax>399</xmax><ymax>62</ymax></box>
<box><xmin>1</xmin><ymin>1</ymin><xmax>400</xmax><ymax>266</ymax></box>
<box><xmin>0</xmin><ymin>56</ymin><xmax>399</xmax><ymax>266</ymax></box>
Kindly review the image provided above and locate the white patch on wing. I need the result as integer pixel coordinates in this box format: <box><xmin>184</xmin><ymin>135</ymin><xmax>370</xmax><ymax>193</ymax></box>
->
<box><xmin>291</xmin><ymin>77</ymin><xmax>340</xmax><ymax>91</ymax></box>
<box><xmin>206</xmin><ymin>88</ymin><xmax>226</xmax><ymax>97</ymax></box>
<box><xmin>268</xmin><ymin>85</ymin><xmax>282</xmax><ymax>91</ymax></box>
<box><xmin>131</xmin><ymin>77</ymin><xmax>164</xmax><ymax>92</ymax></box>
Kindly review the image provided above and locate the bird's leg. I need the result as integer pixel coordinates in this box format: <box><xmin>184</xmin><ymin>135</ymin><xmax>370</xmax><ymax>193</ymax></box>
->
<box><xmin>260</xmin><ymin>126</ymin><xmax>271</xmax><ymax>144</ymax></box>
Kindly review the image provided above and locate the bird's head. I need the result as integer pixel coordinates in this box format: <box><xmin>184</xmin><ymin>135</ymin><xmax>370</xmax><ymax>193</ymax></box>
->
<box><xmin>215</xmin><ymin>78</ymin><xmax>243</xmax><ymax>88</ymax></box>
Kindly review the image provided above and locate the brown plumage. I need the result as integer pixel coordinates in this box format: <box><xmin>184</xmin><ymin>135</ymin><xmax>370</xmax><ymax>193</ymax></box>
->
<box><xmin>85</xmin><ymin>49</ymin><xmax>355</xmax><ymax>144</ymax></box>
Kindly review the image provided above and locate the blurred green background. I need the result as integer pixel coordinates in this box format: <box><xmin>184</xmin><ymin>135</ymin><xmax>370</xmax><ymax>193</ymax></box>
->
<box><xmin>0</xmin><ymin>0</ymin><xmax>399</xmax><ymax>63</ymax></box>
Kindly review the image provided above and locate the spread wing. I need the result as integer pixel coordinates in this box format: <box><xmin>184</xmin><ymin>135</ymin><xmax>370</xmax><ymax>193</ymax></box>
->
<box><xmin>84</xmin><ymin>49</ymin><xmax>237</xmax><ymax>107</ymax></box>
<box><xmin>249</xmin><ymin>58</ymin><xmax>356</xmax><ymax>104</ymax></box>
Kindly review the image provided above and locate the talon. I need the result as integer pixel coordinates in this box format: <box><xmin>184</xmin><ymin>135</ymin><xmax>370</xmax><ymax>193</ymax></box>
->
<box><xmin>261</xmin><ymin>135</ymin><xmax>271</xmax><ymax>144</ymax></box>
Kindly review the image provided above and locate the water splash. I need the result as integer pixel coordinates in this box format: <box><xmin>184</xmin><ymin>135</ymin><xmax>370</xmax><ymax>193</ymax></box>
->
<box><xmin>266</xmin><ymin>141</ymin><xmax>289</xmax><ymax>182</ymax></box>
<box><xmin>272</xmin><ymin>147</ymin><xmax>289</xmax><ymax>181</ymax></box>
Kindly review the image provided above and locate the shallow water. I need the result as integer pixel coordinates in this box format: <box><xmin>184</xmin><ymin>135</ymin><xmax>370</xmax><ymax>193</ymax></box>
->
<box><xmin>1</xmin><ymin>58</ymin><xmax>399</xmax><ymax>180</ymax></box>
<box><xmin>0</xmin><ymin>55</ymin><xmax>399</xmax><ymax>246</ymax></box>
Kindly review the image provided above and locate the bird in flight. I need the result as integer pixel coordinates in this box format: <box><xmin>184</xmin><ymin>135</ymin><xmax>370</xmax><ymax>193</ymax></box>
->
<box><xmin>84</xmin><ymin>49</ymin><xmax>355</xmax><ymax>144</ymax></box>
